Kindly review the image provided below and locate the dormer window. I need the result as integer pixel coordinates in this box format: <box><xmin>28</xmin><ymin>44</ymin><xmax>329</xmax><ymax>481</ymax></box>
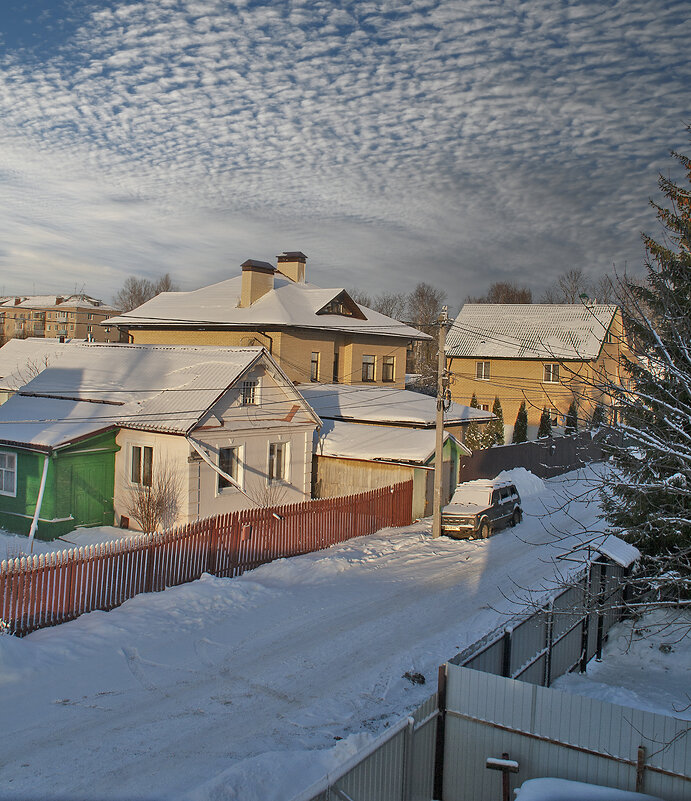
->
<box><xmin>316</xmin><ymin>291</ymin><xmax>367</xmax><ymax>320</ymax></box>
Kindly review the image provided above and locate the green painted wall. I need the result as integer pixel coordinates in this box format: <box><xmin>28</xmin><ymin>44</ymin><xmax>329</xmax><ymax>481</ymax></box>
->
<box><xmin>0</xmin><ymin>430</ymin><xmax>119</xmax><ymax>540</ymax></box>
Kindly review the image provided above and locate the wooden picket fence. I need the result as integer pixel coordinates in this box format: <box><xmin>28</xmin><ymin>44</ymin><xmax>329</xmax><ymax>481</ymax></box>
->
<box><xmin>1</xmin><ymin>481</ymin><xmax>413</xmax><ymax>636</ymax></box>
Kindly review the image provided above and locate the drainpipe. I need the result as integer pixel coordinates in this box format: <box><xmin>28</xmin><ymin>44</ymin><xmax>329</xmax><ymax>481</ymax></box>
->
<box><xmin>28</xmin><ymin>453</ymin><xmax>50</xmax><ymax>554</ymax></box>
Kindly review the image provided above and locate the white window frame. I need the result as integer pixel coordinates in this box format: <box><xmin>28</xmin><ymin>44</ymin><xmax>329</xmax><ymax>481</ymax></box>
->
<box><xmin>382</xmin><ymin>355</ymin><xmax>395</xmax><ymax>383</ymax></box>
<box><xmin>476</xmin><ymin>361</ymin><xmax>490</xmax><ymax>380</ymax></box>
<box><xmin>362</xmin><ymin>355</ymin><xmax>376</xmax><ymax>382</ymax></box>
<box><xmin>241</xmin><ymin>379</ymin><xmax>260</xmax><ymax>406</ymax></box>
<box><xmin>217</xmin><ymin>444</ymin><xmax>243</xmax><ymax>493</ymax></box>
<box><xmin>268</xmin><ymin>441</ymin><xmax>289</xmax><ymax>484</ymax></box>
<box><xmin>131</xmin><ymin>445</ymin><xmax>153</xmax><ymax>487</ymax></box>
<box><xmin>310</xmin><ymin>352</ymin><xmax>320</xmax><ymax>382</ymax></box>
<box><xmin>543</xmin><ymin>363</ymin><xmax>560</xmax><ymax>384</ymax></box>
<box><xmin>0</xmin><ymin>451</ymin><xmax>17</xmax><ymax>497</ymax></box>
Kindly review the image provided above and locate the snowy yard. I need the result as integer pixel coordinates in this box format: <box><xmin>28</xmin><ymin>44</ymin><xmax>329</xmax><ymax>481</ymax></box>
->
<box><xmin>0</xmin><ymin>466</ymin><xmax>656</xmax><ymax>801</ymax></box>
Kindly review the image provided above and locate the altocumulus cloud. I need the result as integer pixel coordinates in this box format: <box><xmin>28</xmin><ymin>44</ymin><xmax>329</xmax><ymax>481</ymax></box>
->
<box><xmin>0</xmin><ymin>0</ymin><xmax>688</xmax><ymax>302</ymax></box>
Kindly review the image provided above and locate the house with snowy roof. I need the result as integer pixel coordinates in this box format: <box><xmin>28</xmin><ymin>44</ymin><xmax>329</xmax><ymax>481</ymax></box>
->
<box><xmin>0</xmin><ymin>343</ymin><xmax>320</xmax><ymax>539</ymax></box>
<box><xmin>0</xmin><ymin>294</ymin><xmax>119</xmax><ymax>343</ymax></box>
<box><xmin>102</xmin><ymin>251</ymin><xmax>430</xmax><ymax>388</ymax></box>
<box><xmin>300</xmin><ymin>384</ymin><xmax>492</xmax><ymax>517</ymax></box>
<box><xmin>445</xmin><ymin>303</ymin><xmax>631</xmax><ymax>440</ymax></box>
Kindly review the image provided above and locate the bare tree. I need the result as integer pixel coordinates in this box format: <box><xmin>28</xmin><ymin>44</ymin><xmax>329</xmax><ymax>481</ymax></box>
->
<box><xmin>406</xmin><ymin>282</ymin><xmax>446</xmax><ymax>390</ymax></box>
<box><xmin>244</xmin><ymin>477</ymin><xmax>289</xmax><ymax>508</ymax></box>
<box><xmin>114</xmin><ymin>273</ymin><xmax>179</xmax><ymax>312</ymax></box>
<box><xmin>372</xmin><ymin>291</ymin><xmax>408</xmax><ymax>319</ymax></box>
<box><xmin>347</xmin><ymin>288</ymin><xmax>372</xmax><ymax>309</ymax></box>
<box><xmin>124</xmin><ymin>459</ymin><xmax>183</xmax><ymax>533</ymax></box>
<box><xmin>467</xmin><ymin>281</ymin><xmax>532</xmax><ymax>304</ymax></box>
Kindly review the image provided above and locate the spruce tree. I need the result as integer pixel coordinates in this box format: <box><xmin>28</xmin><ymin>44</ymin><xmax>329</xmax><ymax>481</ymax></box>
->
<box><xmin>565</xmin><ymin>401</ymin><xmax>578</xmax><ymax>434</ymax></box>
<box><xmin>591</xmin><ymin>403</ymin><xmax>606</xmax><ymax>429</ymax></box>
<box><xmin>513</xmin><ymin>401</ymin><xmax>528</xmax><ymax>443</ymax></box>
<box><xmin>482</xmin><ymin>396</ymin><xmax>505</xmax><ymax>447</ymax></box>
<box><xmin>537</xmin><ymin>407</ymin><xmax>552</xmax><ymax>438</ymax></box>
<box><xmin>602</xmin><ymin>137</ymin><xmax>691</xmax><ymax>599</ymax></box>
<box><xmin>465</xmin><ymin>393</ymin><xmax>484</xmax><ymax>451</ymax></box>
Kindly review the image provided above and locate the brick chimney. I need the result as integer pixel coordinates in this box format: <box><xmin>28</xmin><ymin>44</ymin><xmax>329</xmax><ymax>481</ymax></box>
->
<box><xmin>239</xmin><ymin>259</ymin><xmax>275</xmax><ymax>307</ymax></box>
<box><xmin>276</xmin><ymin>251</ymin><xmax>307</xmax><ymax>283</ymax></box>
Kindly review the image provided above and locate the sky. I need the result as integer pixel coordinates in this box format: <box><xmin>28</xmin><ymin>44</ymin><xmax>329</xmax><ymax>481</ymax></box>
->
<box><xmin>0</xmin><ymin>0</ymin><xmax>688</xmax><ymax>308</ymax></box>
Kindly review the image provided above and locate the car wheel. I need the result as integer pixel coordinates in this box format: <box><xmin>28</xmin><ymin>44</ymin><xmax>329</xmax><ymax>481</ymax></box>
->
<box><xmin>510</xmin><ymin>509</ymin><xmax>522</xmax><ymax>527</ymax></box>
<box><xmin>479</xmin><ymin>520</ymin><xmax>491</xmax><ymax>539</ymax></box>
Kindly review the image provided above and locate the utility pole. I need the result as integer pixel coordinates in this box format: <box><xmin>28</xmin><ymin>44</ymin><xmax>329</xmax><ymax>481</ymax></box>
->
<box><xmin>432</xmin><ymin>306</ymin><xmax>451</xmax><ymax>538</ymax></box>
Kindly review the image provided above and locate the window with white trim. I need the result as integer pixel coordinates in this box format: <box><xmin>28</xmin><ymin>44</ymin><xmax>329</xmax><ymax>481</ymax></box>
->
<box><xmin>218</xmin><ymin>446</ymin><xmax>240</xmax><ymax>491</ymax></box>
<box><xmin>362</xmin><ymin>355</ymin><xmax>375</xmax><ymax>382</ymax></box>
<box><xmin>268</xmin><ymin>442</ymin><xmax>287</xmax><ymax>482</ymax></box>
<box><xmin>131</xmin><ymin>445</ymin><xmax>153</xmax><ymax>486</ymax></box>
<box><xmin>310</xmin><ymin>352</ymin><xmax>320</xmax><ymax>382</ymax></box>
<box><xmin>382</xmin><ymin>356</ymin><xmax>395</xmax><ymax>383</ymax></box>
<box><xmin>543</xmin><ymin>363</ymin><xmax>560</xmax><ymax>383</ymax></box>
<box><xmin>242</xmin><ymin>380</ymin><xmax>259</xmax><ymax>405</ymax></box>
<box><xmin>476</xmin><ymin>361</ymin><xmax>490</xmax><ymax>380</ymax></box>
<box><xmin>0</xmin><ymin>451</ymin><xmax>17</xmax><ymax>497</ymax></box>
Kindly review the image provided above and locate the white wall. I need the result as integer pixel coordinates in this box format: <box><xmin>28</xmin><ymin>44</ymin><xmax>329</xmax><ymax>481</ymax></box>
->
<box><xmin>114</xmin><ymin>361</ymin><xmax>318</xmax><ymax>530</ymax></box>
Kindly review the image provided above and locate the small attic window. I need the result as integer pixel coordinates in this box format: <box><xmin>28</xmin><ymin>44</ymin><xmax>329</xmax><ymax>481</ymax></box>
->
<box><xmin>316</xmin><ymin>291</ymin><xmax>367</xmax><ymax>320</ymax></box>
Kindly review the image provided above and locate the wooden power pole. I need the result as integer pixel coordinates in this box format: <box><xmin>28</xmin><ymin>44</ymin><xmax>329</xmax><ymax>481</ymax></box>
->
<box><xmin>432</xmin><ymin>306</ymin><xmax>451</xmax><ymax>538</ymax></box>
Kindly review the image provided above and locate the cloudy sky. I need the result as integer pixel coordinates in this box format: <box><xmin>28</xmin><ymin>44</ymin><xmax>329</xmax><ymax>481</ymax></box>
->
<box><xmin>0</xmin><ymin>0</ymin><xmax>688</xmax><ymax>307</ymax></box>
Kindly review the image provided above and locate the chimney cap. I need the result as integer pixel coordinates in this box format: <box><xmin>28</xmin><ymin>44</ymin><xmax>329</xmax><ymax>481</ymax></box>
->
<box><xmin>241</xmin><ymin>259</ymin><xmax>275</xmax><ymax>274</ymax></box>
<box><xmin>277</xmin><ymin>251</ymin><xmax>307</xmax><ymax>263</ymax></box>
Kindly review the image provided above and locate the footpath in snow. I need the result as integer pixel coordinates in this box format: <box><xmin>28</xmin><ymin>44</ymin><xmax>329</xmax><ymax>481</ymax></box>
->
<box><xmin>1</xmin><ymin>466</ymin><xmax>612</xmax><ymax>801</ymax></box>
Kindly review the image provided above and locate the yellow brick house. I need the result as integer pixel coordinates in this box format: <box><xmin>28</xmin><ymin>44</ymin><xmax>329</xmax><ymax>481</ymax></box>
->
<box><xmin>445</xmin><ymin>303</ymin><xmax>631</xmax><ymax>440</ymax></box>
<box><xmin>103</xmin><ymin>252</ymin><xmax>429</xmax><ymax>387</ymax></box>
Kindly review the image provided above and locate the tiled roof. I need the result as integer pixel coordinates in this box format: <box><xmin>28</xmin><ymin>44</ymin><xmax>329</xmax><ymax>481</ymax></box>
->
<box><xmin>446</xmin><ymin>304</ymin><xmax>618</xmax><ymax>361</ymax></box>
<box><xmin>103</xmin><ymin>276</ymin><xmax>430</xmax><ymax>340</ymax></box>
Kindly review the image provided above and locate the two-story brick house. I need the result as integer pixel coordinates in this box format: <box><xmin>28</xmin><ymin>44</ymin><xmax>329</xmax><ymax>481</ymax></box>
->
<box><xmin>103</xmin><ymin>252</ymin><xmax>429</xmax><ymax>387</ymax></box>
<box><xmin>445</xmin><ymin>303</ymin><xmax>631</xmax><ymax>440</ymax></box>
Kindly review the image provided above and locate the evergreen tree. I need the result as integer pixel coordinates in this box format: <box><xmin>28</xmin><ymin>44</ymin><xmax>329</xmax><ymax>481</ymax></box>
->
<box><xmin>565</xmin><ymin>401</ymin><xmax>578</xmax><ymax>434</ymax></box>
<box><xmin>591</xmin><ymin>403</ymin><xmax>606</xmax><ymax>429</ymax></box>
<box><xmin>537</xmin><ymin>407</ymin><xmax>552</xmax><ymax>438</ymax></box>
<box><xmin>512</xmin><ymin>401</ymin><xmax>528</xmax><ymax>443</ymax></box>
<box><xmin>482</xmin><ymin>396</ymin><xmax>505</xmax><ymax>447</ymax></box>
<box><xmin>465</xmin><ymin>394</ymin><xmax>484</xmax><ymax>451</ymax></box>
<box><xmin>602</xmin><ymin>137</ymin><xmax>691</xmax><ymax>599</ymax></box>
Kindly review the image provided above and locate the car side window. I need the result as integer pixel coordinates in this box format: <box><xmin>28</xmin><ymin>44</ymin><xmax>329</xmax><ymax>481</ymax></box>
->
<box><xmin>491</xmin><ymin>490</ymin><xmax>501</xmax><ymax>505</ymax></box>
<box><xmin>500</xmin><ymin>487</ymin><xmax>511</xmax><ymax>500</ymax></box>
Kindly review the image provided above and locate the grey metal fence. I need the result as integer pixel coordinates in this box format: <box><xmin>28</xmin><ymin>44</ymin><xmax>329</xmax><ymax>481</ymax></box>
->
<box><xmin>442</xmin><ymin>664</ymin><xmax>691</xmax><ymax>801</ymax></box>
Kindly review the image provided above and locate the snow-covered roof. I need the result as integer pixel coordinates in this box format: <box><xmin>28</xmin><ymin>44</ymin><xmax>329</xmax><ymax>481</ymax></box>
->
<box><xmin>299</xmin><ymin>384</ymin><xmax>492</xmax><ymax>426</ymax></box>
<box><xmin>595</xmin><ymin>534</ymin><xmax>641</xmax><ymax>568</ymax></box>
<box><xmin>103</xmin><ymin>275</ymin><xmax>429</xmax><ymax>340</ymax></box>
<box><xmin>0</xmin><ymin>294</ymin><xmax>117</xmax><ymax>310</ymax></box>
<box><xmin>315</xmin><ymin>419</ymin><xmax>469</xmax><ymax>464</ymax></box>
<box><xmin>0</xmin><ymin>344</ymin><xmax>308</xmax><ymax>449</ymax></box>
<box><xmin>0</xmin><ymin>338</ymin><xmax>72</xmax><ymax>391</ymax></box>
<box><xmin>515</xmin><ymin>777</ymin><xmax>664</xmax><ymax>801</ymax></box>
<box><xmin>446</xmin><ymin>303</ymin><xmax>618</xmax><ymax>360</ymax></box>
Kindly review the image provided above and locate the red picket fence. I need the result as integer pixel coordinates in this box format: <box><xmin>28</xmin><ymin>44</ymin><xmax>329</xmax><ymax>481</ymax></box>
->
<box><xmin>1</xmin><ymin>481</ymin><xmax>413</xmax><ymax>636</ymax></box>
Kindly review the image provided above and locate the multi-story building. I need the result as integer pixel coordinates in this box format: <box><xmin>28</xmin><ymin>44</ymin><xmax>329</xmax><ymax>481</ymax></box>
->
<box><xmin>445</xmin><ymin>303</ymin><xmax>632</xmax><ymax>440</ymax></box>
<box><xmin>0</xmin><ymin>294</ymin><xmax>120</xmax><ymax>343</ymax></box>
<box><xmin>103</xmin><ymin>252</ymin><xmax>430</xmax><ymax>387</ymax></box>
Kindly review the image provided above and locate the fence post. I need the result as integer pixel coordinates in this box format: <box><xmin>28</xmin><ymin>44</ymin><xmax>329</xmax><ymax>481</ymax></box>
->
<box><xmin>501</xmin><ymin>628</ymin><xmax>512</xmax><ymax>678</ymax></box>
<box><xmin>635</xmin><ymin>745</ymin><xmax>647</xmax><ymax>793</ymax></box>
<box><xmin>401</xmin><ymin>715</ymin><xmax>415</xmax><ymax>801</ymax></box>
<box><xmin>580</xmin><ymin>568</ymin><xmax>593</xmax><ymax>672</ymax></box>
<box><xmin>544</xmin><ymin>601</ymin><xmax>554</xmax><ymax>687</ymax></box>
<box><xmin>595</xmin><ymin>561</ymin><xmax>607</xmax><ymax>660</ymax></box>
<box><xmin>144</xmin><ymin>536</ymin><xmax>156</xmax><ymax>594</ymax></box>
<box><xmin>433</xmin><ymin>663</ymin><xmax>447</xmax><ymax>801</ymax></box>
<box><xmin>206</xmin><ymin>517</ymin><xmax>221</xmax><ymax>576</ymax></box>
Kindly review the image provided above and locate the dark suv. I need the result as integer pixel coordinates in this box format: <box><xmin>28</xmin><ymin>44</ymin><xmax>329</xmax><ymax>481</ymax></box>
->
<box><xmin>441</xmin><ymin>479</ymin><xmax>522</xmax><ymax>539</ymax></box>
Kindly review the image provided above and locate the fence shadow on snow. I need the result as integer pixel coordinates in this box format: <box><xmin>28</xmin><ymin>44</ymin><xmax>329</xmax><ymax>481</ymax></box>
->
<box><xmin>1</xmin><ymin>481</ymin><xmax>413</xmax><ymax>636</ymax></box>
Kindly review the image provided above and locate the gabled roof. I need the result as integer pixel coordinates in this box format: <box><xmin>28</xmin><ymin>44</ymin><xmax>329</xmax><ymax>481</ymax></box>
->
<box><xmin>315</xmin><ymin>420</ymin><xmax>469</xmax><ymax>464</ymax></box>
<box><xmin>103</xmin><ymin>275</ymin><xmax>430</xmax><ymax>340</ymax></box>
<box><xmin>0</xmin><ymin>344</ymin><xmax>318</xmax><ymax>450</ymax></box>
<box><xmin>446</xmin><ymin>304</ymin><xmax>619</xmax><ymax>361</ymax></box>
<box><xmin>299</xmin><ymin>384</ymin><xmax>493</xmax><ymax>426</ymax></box>
<box><xmin>0</xmin><ymin>338</ymin><xmax>72</xmax><ymax>391</ymax></box>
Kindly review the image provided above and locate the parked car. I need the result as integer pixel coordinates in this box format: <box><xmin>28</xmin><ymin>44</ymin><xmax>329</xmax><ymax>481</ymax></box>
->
<box><xmin>441</xmin><ymin>479</ymin><xmax>522</xmax><ymax>539</ymax></box>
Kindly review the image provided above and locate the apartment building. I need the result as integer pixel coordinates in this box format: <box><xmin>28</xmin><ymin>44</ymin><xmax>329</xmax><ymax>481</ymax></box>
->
<box><xmin>0</xmin><ymin>294</ymin><xmax>120</xmax><ymax>343</ymax></box>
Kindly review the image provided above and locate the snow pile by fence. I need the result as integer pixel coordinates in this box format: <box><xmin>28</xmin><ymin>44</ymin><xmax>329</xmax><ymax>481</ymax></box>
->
<box><xmin>495</xmin><ymin>467</ymin><xmax>546</xmax><ymax>499</ymax></box>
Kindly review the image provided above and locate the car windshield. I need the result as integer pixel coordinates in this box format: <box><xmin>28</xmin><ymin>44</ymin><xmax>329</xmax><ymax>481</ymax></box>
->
<box><xmin>451</xmin><ymin>487</ymin><xmax>491</xmax><ymax>506</ymax></box>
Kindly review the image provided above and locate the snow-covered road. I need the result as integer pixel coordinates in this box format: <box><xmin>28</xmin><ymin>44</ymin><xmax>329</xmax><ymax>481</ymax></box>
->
<box><xmin>0</xmin><ymin>468</ymin><xmax>605</xmax><ymax>801</ymax></box>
